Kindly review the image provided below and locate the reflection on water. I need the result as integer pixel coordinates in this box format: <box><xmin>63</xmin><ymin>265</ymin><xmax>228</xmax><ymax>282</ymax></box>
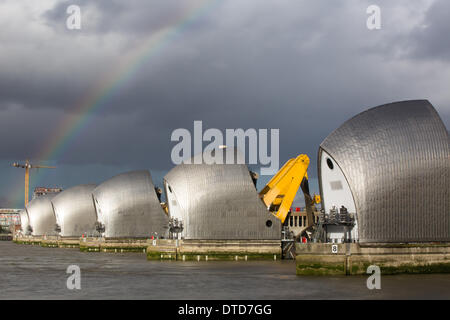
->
<box><xmin>1</xmin><ymin>241</ymin><xmax>449</xmax><ymax>300</ymax></box>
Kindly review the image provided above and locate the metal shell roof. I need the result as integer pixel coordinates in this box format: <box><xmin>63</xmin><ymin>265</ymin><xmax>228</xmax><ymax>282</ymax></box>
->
<box><xmin>51</xmin><ymin>184</ymin><xmax>97</xmax><ymax>237</ymax></box>
<box><xmin>19</xmin><ymin>209</ymin><xmax>30</xmax><ymax>234</ymax></box>
<box><xmin>164</xmin><ymin>148</ymin><xmax>281</xmax><ymax>240</ymax></box>
<box><xmin>319</xmin><ymin>100</ymin><xmax>449</xmax><ymax>242</ymax></box>
<box><xmin>92</xmin><ymin>170</ymin><xmax>168</xmax><ymax>238</ymax></box>
<box><xmin>26</xmin><ymin>194</ymin><xmax>57</xmax><ymax>236</ymax></box>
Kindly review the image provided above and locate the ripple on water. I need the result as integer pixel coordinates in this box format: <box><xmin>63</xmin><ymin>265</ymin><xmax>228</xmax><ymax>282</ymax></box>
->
<box><xmin>1</xmin><ymin>241</ymin><xmax>449</xmax><ymax>299</ymax></box>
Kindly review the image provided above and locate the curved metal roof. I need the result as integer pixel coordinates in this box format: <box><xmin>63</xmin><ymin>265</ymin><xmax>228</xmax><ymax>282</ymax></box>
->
<box><xmin>92</xmin><ymin>170</ymin><xmax>168</xmax><ymax>238</ymax></box>
<box><xmin>164</xmin><ymin>148</ymin><xmax>281</xmax><ymax>240</ymax></box>
<box><xmin>19</xmin><ymin>209</ymin><xmax>30</xmax><ymax>235</ymax></box>
<box><xmin>51</xmin><ymin>184</ymin><xmax>97</xmax><ymax>237</ymax></box>
<box><xmin>319</xmin><ymin>100</ymin><xmax>449</xmax><ymax>242</ymax></box>
<box><xmin>26</xmin><ymin>194</ymin><xmax>57</xmax><ymax>236</ymax></box>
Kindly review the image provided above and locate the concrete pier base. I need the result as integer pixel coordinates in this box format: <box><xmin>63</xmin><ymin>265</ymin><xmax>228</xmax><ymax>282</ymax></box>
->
<box><xmin>296</xmin><ymin>243</ymin><xmax>450</xmax><ymax>275</ymax></box>
<box><xmin>14</xmin><ymin>236</ymin><xmax>80</xmax><ymax>248</ymax></box>
<box><xmin>13</xmin><ymin>236</ymin><xmax>282</xmax><ymax>261</ymax></box>
<box><xmin>147</xmin><ymin>239</ymin><xmax>282</xmax><ymax>261</ymax></box>
<box><xmin>79</xmin><ymin>237</ymin><xmax>148</xmax><ymax>253</ymax></box>
<box><xmin>0</xmin><ymin>234</ymin><xmax>13</xmax><ymax>241</ymax></box>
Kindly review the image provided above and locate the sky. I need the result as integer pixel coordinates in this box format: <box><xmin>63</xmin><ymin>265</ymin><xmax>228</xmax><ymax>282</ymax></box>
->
<box><xmin>0</xmin><ymin>0</ymin><xmax>449</xmax><ymax>208</ymax></box>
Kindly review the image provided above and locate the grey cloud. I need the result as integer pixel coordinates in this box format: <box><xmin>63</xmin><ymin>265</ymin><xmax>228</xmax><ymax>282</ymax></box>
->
<box><xmin>0</xmin><ymin>0</ymin><xmax>449</xmax><ymax>207</ymax></box>
<box><xmin>409</xmin><ymin>0</ymin><xmax>450</xmax><ymax>60</ymax></box>
<box><xmin>42</xmin><ymin>0</ymin><xmax>203</xmax><ymax>35</ymax></box>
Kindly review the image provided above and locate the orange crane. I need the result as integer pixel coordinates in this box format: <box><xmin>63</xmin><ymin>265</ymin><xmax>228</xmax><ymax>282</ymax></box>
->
<box><xmin>12</xmin><ymin>160</ymin><xmax>56</xmax><ymax>207</ymax></box>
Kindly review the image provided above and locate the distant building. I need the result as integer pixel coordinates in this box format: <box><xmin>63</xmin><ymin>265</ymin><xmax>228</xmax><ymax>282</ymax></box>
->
<box><xmin>32</xmin><ymin>187</ymin><xmax>62</xmax><ymax>200</ymax></box>
<box><xmin>0</xmin><ymin>209</ymin><xmax>21</xmax><ymax>233</ymax></box>
<box><xmin>287</xmin><ymin>207</ymin><xmax>320</xmax><ymax>237</ymax></box>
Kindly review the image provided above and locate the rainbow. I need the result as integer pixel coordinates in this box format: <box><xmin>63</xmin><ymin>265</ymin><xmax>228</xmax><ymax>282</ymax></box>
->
<box><xmin>11</xmin><ymin>0</ymin><xmax>220</xmax><ymax>208</ymax></box>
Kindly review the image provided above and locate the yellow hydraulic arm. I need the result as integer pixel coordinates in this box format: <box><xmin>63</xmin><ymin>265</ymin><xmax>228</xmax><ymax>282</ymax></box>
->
<box><xmin>259</xmin><ymin>154</ymin><xmax>311</xmax><ymax>223</ymax></box>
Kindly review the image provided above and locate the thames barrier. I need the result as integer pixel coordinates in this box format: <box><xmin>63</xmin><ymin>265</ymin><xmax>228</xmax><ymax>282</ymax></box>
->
<box><xmin>8</xmin><ymin>100</ymin><xmax>450</xmax><ymax>276</ymax></box>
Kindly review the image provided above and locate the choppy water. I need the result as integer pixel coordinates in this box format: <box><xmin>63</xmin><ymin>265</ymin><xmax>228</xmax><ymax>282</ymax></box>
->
<box><xmin>0</xmin><ymin>241</ymin><xmax>449</xmax><ymax>299</ymax></box>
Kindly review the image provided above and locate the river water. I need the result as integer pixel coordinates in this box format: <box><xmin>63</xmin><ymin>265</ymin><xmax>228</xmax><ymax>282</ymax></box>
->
<box><xmin>0</xmin><ymin>241</ymin><xmax>449</xmax><ymax>300</ymax></box>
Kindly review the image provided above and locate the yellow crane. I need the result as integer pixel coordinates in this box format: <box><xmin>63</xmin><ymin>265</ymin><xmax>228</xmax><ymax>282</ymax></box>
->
<box><xmin>259</xmin><ymin>154</ymin><xmax>320</xmax><ymax>228</ymax></box>
<box><xmin>12</xmin><ymin>160</ymin><xmax>56</xmax><ymax>207</ymax></box>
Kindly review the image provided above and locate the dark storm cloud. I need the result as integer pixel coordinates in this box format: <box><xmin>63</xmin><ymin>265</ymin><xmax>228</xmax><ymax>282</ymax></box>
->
<box><xmin>408</xmin><ymin>0</ymin><xmax>450</xmax><ymax>60</ymax></box>
<box><xmin>0</xmin><ymin>0</ymin><xmax>449</xmax><ymax>206</ymax></box>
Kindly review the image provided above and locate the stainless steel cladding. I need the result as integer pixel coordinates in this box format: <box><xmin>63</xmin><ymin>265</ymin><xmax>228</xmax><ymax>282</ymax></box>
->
<box><xmin>319</xmin><ymin>100</ymin><xmax>449</xmax><ymax>243</ymax></box>
<box><xmin>26</xmin><ymin>194</ymin><xmax>57</xmax><ymax>236</ymax></box>
<box><xmin>51</xmin><ymin>184</ymin><xmax>97</xmax><ymax>237</ymax></box>
<box><xmin>92</xmin><ymin>170</ymin><xmax>168</xmax><ymax>238</ymax></box>
<box><xmin>164</xmin><ymin>149</ymin><xmax>281</xmax><ymax>240</ymax></box>
<box><xmin>19</xmin><ymin>209</ymin><xmax>31</xmax><ymax>235</ymax></box>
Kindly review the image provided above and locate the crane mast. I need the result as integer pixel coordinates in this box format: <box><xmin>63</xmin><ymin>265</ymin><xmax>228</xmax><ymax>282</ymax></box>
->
<box><xmin>12</xmin><ymin>160</ymin><xmax>56</xmax><ymax>206</ymax></box>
